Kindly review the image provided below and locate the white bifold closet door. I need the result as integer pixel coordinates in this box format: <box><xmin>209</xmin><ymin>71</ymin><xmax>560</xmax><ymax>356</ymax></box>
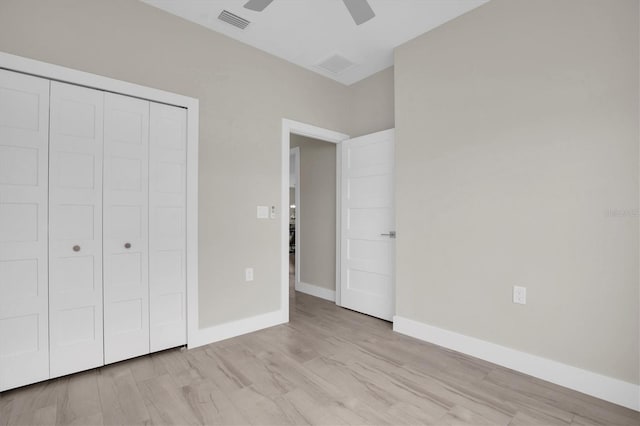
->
<box><xmin>0</xmin><ymin>70</ymin><xmax>50</xmax><ymax>391</ymax></box>
<box><xmin>149</xmin><ymin>103</ymin><xmax>187</xmax><ymax>352</ymax></box>
<box><xmin>49</xmin><ymin>81</ymin><xmax>104</xmax><ymax>378</ymax></box>
<box><xmin>103</xmin><ymin>93</ymin><xmax>150</xmax><ymax>364</ymax></box>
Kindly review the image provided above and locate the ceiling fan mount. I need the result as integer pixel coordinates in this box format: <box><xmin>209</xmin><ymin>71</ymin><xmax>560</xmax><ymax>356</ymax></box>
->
<box><xmin>243</xmin><ymin>0</ymin><xmax>376</xmax><ymax>26</ymax></box>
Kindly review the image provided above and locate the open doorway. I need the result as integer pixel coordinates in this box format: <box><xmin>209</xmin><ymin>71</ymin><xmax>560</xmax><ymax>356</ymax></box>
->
<box><xmin>281</xmin><ymin>120</ymin><xmax>396</xmax><ymax>323</ymax></box>
<box><xmin>280</xmin><ymin>120</ymin><xmax>349</xmax><ymax>321</ymax></box>
<box><xmin>289</xmin><ymin>147</ymin><xmax>299</xmax><ymax>300</ymax></box>
<box><xmin>289</xmin><ymin>136</ymin><xmax>338</xmax><ymax>302</ymax></box>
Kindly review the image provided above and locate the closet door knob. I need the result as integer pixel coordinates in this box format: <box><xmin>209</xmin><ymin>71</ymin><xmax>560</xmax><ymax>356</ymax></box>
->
<box><xmin>124</xmin><ymin>242</ymin><xmax>132</xmax><ymax>249</ymax></box>
<box><xmin>73</xmin><ymin>245</ymin><xmax>81</xmax><ymax>252</ymax></box>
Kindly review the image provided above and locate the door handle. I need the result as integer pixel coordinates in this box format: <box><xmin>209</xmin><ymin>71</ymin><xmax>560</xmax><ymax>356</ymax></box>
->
<box><xmin>380</xmin><ymin>231</ymin><xmax>396</xmax><ymax>238</ymax></box>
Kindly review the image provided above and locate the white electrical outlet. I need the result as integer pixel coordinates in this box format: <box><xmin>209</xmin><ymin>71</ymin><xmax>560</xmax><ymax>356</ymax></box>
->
<box><xmin>513</xmin><ymin>286</ymin><xmax>527</xmax><ymax>304</ymax></box>
<box><xmin>245</xmin><ymin>267</ymin><xmax>254</xmax><ymax>282</ymax></box>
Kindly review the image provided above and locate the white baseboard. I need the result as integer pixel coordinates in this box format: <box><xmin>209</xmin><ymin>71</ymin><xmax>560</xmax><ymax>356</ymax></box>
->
<box><xmin>188</xmin><ymin>309</ymin><xmax>287</xmax><ymax>349</ymax></box>
<box><xmin>393</xmin><ymin>316</ymin><xmax>640</xmax><ymax>412</ymax></box>
<box><xmin>296</xmin><ymin>281</ymin><xmax>336</xmax><ymax>302</ymax></box>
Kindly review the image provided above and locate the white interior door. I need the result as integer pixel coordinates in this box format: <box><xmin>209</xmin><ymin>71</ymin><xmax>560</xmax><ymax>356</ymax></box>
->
<box><xmin>103</xmin><ymin>93</ymin><xmax>150</xmax><ymax>364</ymax></box>
<box><xmin>340</xmin><ymin>129</ymin><xmax>395</xmax><ymax>321</ymax></box>
<box><xmin>149</xmin><ymin>102</ymin><xmax>187</xmax><ymax>352</ymax></box>
<box><xmin>49</xmin><ymin>81</ymin><xmax>104</xmax><ymax>378</ymax></box>
<box><xmin>0</xmin><ymin>69</ymin><xmax>50</xmax><ymax>391</ymax></box>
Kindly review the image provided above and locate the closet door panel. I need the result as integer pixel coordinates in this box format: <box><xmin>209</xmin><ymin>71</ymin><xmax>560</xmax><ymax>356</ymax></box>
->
<box><xmin>149</xmin><ymin>103</ymin><xmax>187</xmax><ymax>352</ymax></box>
<box><xmin>0</xmin><ymin>70</ymin><xmax>50</xmax><ymax>391</ymax></box>
<box><xmin>103</xmin><ymin>93</ymin><xmax>150</xmax><ymax>364</ymax></box>
<box><xmin>49</xmin><ymin>81</ymin><xmax>104</xmax><ymax>378</ymax></box>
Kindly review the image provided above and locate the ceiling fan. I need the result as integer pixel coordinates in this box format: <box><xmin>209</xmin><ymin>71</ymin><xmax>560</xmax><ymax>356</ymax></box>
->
<box><xmin>243</xmin><ymin>0</ymin><xmax>376</xmax><ymax>26</ymax></box>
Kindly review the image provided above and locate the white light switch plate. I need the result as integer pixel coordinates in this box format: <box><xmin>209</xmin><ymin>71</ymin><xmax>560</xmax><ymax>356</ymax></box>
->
<box><xmin>257</xmin><ymin>206</ymin><xmax>269</xmax><ymax>219</ymax></box>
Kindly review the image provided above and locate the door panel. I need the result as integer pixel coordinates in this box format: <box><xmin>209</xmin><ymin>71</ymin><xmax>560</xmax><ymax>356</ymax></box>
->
<box><xmin>149</xmin><ymin>103</ymin><xmax>187</xmax><ymax>352</ymax></box>
<box><xmin>340</xmin><ymin>129</ymin><xmax>395</xmax><ymax>321</ymax></box>
<box><xmin>49</xmin><ymin>81</ymin><xmax>104</xmax><ymax>378</ymax></box>
<box><xmin>103</xmin><ymin>93</ymin><xmax>150</xmax><ymax>364</ymax></box>
<box><xmin>0</xmin><ymin>69</ymin><xmax>50</xmax><ymax>391</ymax></box>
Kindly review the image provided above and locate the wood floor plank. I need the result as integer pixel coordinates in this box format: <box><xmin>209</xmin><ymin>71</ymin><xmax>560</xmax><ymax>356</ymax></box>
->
<box><xmin>63</xmin><ymin>412</ymin><xmax>103</xmax><ymax>426</ymax></box>
<box><xmin>227</xmin><ymin>385</ymin><xmax>293</xmax><ymax>425</ymax></box>
<box><xmin>209</xmin><ymin>343</ymin><xmax>293</xmax><ymax>398</ymax></box>
<box><xmin>2</xmin><ymin>379</ymin><xmax>66</xmax><ymax>426</ymax></box>
<box><xmin>95</xmin><ymin>365</ymin><xmax>129</xmax><ymax>426</ymax></box>
<box><xmin>508</xmin><ymin>410</ymin><xmax>572</xmax><ymax>426</ymax></box>
<box><xmin>112</xmin><ymin>368</ymin><xmax>150</xmax><ymax>424</ymax></box>
<box><xmin>181</xmin><ymin>378</ymin><xmax>249</xmax><ymax>425</ymax></box>
<box><xmin>153</xmin><ymin>347</ymin><xmax>204</xmax><ymax>389</ymax></box>
<box><xmin>345</xmin><ymin>356</ymin><xmax>455</xmax><ymax>416</ymax></box>
<box><xmin>257</xmin><ymin>348</ymin><xmax>345</xmax><ymax>406</ymax></box>
<box><xmin>386</xmin><ymin>401</ymin><xmax>449</xmax><ymax>425</ymax></box>
<box><xmin>570</xmin><ymin>413</ymin><xmax>610</xmax><ymax>425</ymax></box>
<box><xmin>471</xmin><ymin>374</ymin><xmax>575</xmax><ymax>424</ymax></box>
<box><xmin>137</xmin><ymin>374</ymin><xmax>200</xmax><ymax>426</ymax></box>
<box><xmin>7</xmin><ymin>404</ymin><xmax>57</xmax><ymax>426</ymax></box>
<box><xmin>1</xmin><ymin>271</ymin><xmax>638</xmax><ymax>425</ymax></box>
<box><xmin>55</xmin><ymin>371</ymin><xmax>101</xmax><ymax>426</ymax></box>
<box><xmin>272</xmin><ymin>389</ymin><xmax>317</xmax><ymax>425</ymax></box>
<box><xmin>439</xmin><ymin>405</ymin><xmax>502</xmax><ymax>425</ymax></box>
<box><xmin>303</xmin><ymin>354</ymin><xmax>399</xmax><ymax>410</ymax></box>
<box><xmin>199</xmin><ymin>346</ymin><xmax>253</xmax><ymax>390</ymax></box>
<box><xmin>485</xmin><ymin>368</ymin><xmax>638</xmax><ymax>425</ymax></box>
<box><xmin>129</xmin><ymin>354</ymin><xmax>169</xmax><ymax>384</ymax></box>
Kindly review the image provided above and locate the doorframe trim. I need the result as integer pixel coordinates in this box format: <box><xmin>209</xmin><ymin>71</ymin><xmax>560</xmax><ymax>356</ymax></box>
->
<box><xmin>281</xmin><ymin>119</ymin><xmax>349</xmax><ymax>319</ymax></box>
<box><xmin>0</xmin><ymin>51</ymin><xmax>200</xmax><ymax>349</ymax></box>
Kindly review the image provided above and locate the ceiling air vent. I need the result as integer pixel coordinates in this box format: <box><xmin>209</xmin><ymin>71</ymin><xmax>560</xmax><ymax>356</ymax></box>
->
<box><xmin>218</xmin><ymin>10</ymin><xmax>250</xmax><ymax>29</ymax></box>
<box><xmin>316</xmin><ymin>54</ymin><xmax>356</xmax><ymax>75</ymax></box>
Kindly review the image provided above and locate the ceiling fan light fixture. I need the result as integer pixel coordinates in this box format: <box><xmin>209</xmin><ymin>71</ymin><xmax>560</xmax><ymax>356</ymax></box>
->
<box><xmin>244</xmin><ymin>0</ymin><xmax>274</xmax><ymax>12</ymax></box>
<box><xmin>243</xmin><ymin>0</ymin><xmax>376</xmax><ymax>26</ymax></box>
<box><xmin>342</xmin><ymin>0</ymin><xmax>376</xmax><ymax>25</ymax></box>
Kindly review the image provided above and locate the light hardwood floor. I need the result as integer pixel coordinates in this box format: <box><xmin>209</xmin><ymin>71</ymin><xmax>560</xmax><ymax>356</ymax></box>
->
<box><xmin>1</xmin><ymin>260</ymin><xmax>638</xmax><ymax>425</ymax></box>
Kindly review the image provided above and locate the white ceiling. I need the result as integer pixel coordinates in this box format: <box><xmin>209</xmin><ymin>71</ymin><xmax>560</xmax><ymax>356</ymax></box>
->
<box><xmin>142</xmin><ymin>0</ymin><xmax>489</xmax><ymax>86</ymax></box>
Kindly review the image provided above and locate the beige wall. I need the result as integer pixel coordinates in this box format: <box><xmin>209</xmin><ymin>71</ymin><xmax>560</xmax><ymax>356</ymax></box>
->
<box><xmin>290</xmin><ymin>135</ymin><xmax>336</xmax><ymax>291</ymax></box>
<box><xmin>0</xmin><ymin>0</ymin><xmax>395</xmax><ymax>328</ymax></box>
<box><xmin>350</xmin><ymin>67</ymin><xmax>395</xmax><ymax>137</ymax></box>
<box><xmin>395</xmin><ymin>0</ymin><xmax>639</xmax><ymax>384</ymax></box>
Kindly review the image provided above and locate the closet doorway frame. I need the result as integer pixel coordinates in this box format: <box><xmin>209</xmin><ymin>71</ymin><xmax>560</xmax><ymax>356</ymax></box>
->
<box><xmin>0</xmin><ymin>52</ymin><xmax>200</xmax><ymax>348</ymax></box>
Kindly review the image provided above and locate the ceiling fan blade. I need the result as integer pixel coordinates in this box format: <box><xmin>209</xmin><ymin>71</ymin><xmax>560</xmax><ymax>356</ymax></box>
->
<box><xmin>342</xmin><ymin>0</ymin><xmax>375</xmax><ymax>25</ymax></box>
<box><xmin>243</xmin><ymin>0</ymin><xmax>274</xmax><ymax>12</ymax></box>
